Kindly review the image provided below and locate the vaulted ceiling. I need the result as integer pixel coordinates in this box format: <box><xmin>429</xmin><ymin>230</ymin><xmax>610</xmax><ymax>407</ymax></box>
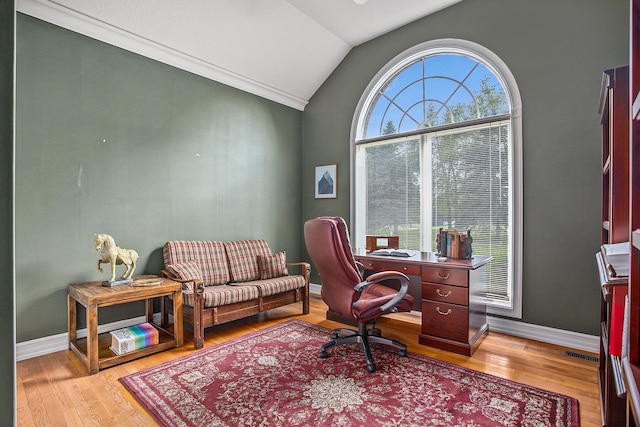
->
<box><xmin>17</xmin><ymin>0</ymin><xmax>462</xmax><ymax>110</ymax></box>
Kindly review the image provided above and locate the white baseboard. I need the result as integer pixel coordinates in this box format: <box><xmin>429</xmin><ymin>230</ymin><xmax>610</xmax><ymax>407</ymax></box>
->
<box><xmin>309</xmin><ymin>282</ymin><xmax>321</xmax><ymax>296</ymax></box>
<box><xmin>486</xmin><ymin>316</ymin><xmax>599</xmax><ymax>354</ymax></box>
<box><xmin>16</xmin><ymin>314</ymin><xmax>160</xmax><ymax>362</ymax></box>
<box><xmin>16</xmin><ymin>285</ymin><xmax>598</xmax><ymax>361</ymax></box>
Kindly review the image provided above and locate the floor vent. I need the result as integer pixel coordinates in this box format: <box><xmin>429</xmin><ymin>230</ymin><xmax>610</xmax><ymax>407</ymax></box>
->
<box><xmin>563</xmin><ymin>350</ymin><xmax>599</xmax><ymax>363</ymax></box>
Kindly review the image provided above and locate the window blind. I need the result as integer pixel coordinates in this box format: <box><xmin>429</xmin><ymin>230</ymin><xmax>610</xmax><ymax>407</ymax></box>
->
<box><xmin>358</xmin><ymin>119</ymin><xmax>511</xmax><ymax>302</ymax></box>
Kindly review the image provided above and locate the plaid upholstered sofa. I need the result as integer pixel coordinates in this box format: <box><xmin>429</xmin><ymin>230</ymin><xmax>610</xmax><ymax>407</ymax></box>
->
<box><xmin>160</xmin><ymin>239</ymin><xmax>310</xmax><ymax>348</ymax></box>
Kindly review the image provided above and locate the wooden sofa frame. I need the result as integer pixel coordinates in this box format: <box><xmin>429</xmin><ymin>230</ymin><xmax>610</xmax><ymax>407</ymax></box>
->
<box><xmin>161</xmin><ymin>262</ymin><xmax>310</xmax><ymax>349</ymax></box>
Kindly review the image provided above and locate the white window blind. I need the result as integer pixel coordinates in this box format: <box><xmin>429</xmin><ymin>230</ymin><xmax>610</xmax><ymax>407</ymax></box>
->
<box><xmin>357</xmin><ymin>119</ymin><xmax>510</xmax><ymax>303</ymax></box>
<box><xmin>362</xmin><ymin>137</ymin><xmax>422</xmax><ymax>250</ymax></box>
<box><xmin>430</xmin><ymin>121</ymin><xmax>511</xmax><ymax>302</ymax></box>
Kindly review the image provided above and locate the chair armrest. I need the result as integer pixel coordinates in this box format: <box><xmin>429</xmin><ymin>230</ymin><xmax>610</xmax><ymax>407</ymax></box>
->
<box><xmin>353</xmin><ymin>270</ymin><xmax>409</xmax><ymax>313</ymax></box>
<box><xmin>355</xmin><ymin>261</ymin><xmax>366</xmax><ymax>278</ymax></box>
<box><xmin>160</xmin><ymin>269</ymin><xmax>204</xmax><ymax>293</ymax></box>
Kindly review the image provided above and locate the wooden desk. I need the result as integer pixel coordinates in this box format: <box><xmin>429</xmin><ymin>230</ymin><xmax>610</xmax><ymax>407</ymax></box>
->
<box><xmin>354</xmin><ymin>250</ymin><xmax>492</xmax><ymax>356</ymax></box>
<box><xmin>68</xmin><ymin>275</ymin><xmax>183</xmax><ymax>374</ymax></box>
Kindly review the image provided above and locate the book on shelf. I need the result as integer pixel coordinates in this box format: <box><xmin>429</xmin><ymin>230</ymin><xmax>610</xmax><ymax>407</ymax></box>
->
<box><xmin>601</xmin><ymin>241</ymin><xmax>630</xmax><ymax>277</ymax></box>
<box><xmin>110</xmin><ymin>322</ymin><xmax>159</xmax><ymax>355</ymax></box>
<box><xmin>622</xmin><ymin>294</ymin><xmax>629</xmax><ymax>359</ymax></box>
<box><xmin>610</xmin><ymin>286</ymin><xmax>628</xmax><ymax>357</ymax></box>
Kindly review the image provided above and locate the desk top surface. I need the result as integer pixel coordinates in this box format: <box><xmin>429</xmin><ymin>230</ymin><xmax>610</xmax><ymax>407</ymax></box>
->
<box><xmin>353</xmin><ymin>248</ymin><xmax>492</xmax><ymax>270</ymax></box>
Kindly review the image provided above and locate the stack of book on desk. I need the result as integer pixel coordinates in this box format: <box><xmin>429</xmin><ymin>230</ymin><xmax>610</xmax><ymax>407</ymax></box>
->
<box><xmin>438</xmin><ymin>229</ymin><xmax>471</xmax><ymax>259</ymax></box>
<box><xmin>110</xmin><ymin>322</ymin><xmax>159</xmax><ymax>355</ymax></box>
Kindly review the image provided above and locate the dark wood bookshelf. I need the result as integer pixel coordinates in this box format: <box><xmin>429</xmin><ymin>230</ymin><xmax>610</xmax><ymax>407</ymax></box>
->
<box><xmin>622</xmin><ymin>2</ymin><xmax>640</xmax><ymax>426</ymax></box>
<box><xmin>599</xmin><ymin>64</ymin><xmax>630</xmax><ymax>427</ymax></box>
<box><xmin>600</xmin><ymin>66</ymin><xmax>630</xmax><ymax>246</ymax></box>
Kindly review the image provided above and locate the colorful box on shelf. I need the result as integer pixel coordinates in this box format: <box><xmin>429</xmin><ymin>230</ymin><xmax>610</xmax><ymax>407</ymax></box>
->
<box><xmin>110</xmin><ymin>322</ymin><xmax>159</xmax><ymax>355</ymax></box>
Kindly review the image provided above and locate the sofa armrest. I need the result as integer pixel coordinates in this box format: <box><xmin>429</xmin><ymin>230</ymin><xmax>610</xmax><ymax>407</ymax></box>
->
<box><xmin>286</xmin><ymin>262</ymin><xmax>310</xmax><ymax>281</ymax></box>
<box><xmin>161</xmin><ymin>268</ymin><xmax>206</xmax><ymax>348</ymax></box>
<box><xmin>160</xmin><ymin>269</ymin><xmax>204</xmax><ymax>294</ymax></box>
<box><xmin>286</xmin><ymin>262</ymin><xmax>310</xmax><ymax>314</ymax></box>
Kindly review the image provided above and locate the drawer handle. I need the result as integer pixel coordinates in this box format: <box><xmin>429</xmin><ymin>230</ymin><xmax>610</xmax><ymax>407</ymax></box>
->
<box><xmin>436</xmin><ymin>307</ymin><xmax>452</xmax><ymax>316</ymax></box>
<box><xmin>437</xmin><ymin>272</ymin><xmax>451</xmax><ymax>280</ymax></box>
<box><xmin>436</xmin><ymin>289</ymin><xmax>451</xmax><ymax>298</ymax></box>
<box><xmin>403</xmin><ymin>267</ymin><xmax>408</xmax><ymax>271</ymax></box>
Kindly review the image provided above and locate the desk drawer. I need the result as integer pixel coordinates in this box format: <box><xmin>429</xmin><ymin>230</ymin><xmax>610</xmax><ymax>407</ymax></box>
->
<box><xmin>360</xmin><ymin>259</ymin><xmax>420</xmax><ymax>276</ymax></box>
<box><xmin>421</xmin><ymin>300</ymin><xmax>468</xmax><ymax>342</ymax></box>
<box><xmin>422</xmin><ymin>267</ymin><xmax>468</xmax><ymax>287</ymax></box>
<box><xmin>422</xmin><ymin>283</ymin><xmax>468</xmax><ymax>306</ymax></box>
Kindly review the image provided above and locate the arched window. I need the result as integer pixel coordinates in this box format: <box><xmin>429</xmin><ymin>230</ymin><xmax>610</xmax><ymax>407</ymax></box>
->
<box><xmin>352</xmin><ymin>39</ymin><xmax>522</xmax><ymax>318</ymax></box>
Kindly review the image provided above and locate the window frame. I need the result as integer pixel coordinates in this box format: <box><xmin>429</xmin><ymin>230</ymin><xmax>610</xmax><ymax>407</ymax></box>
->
<box><xmin>350</xmin><ymin>39</ymin><xmax>523</xmax><ymax>318</ymax></box>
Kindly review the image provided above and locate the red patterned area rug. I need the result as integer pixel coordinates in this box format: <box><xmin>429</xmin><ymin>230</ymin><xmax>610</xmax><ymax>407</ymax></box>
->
<box><xmin>120</xmin><ymin>319</ymin><xmax>579</xmax><ymax>427</ymax></box>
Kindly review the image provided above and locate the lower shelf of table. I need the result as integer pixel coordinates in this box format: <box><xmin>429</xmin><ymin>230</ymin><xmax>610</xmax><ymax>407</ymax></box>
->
<box><xmin>69</xmin><ymin>325</ymin><xmax>177</xmax><ymax>373</ymax></box>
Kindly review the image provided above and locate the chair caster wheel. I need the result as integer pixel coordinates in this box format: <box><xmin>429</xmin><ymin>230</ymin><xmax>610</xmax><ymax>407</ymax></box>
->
<box><xmin>367</xmin><ymin>363</ymin><xmax>377</xmax><ymax>373</ymax></box>
<box><xmin>320</xmin><ymin>350</ymin><xmax>328</xmax><ymax>358</ymax></box>
<box><xmin>331</xmin><ymin>333</ymin><xmax>339</xmax><ymax>339</ymax></box>
<box><xmin>399</xmin><ymin>350</ymin><xmax>407</xmax><ymax>357</ymax></box>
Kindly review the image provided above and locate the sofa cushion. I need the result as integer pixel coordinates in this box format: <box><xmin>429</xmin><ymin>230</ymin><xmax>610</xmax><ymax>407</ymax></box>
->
<box><xmin>181</xmin><ymin>284</ymin><xmax>261</xmax><ymax>308</ymax></box>
<box><xmin>257</xmin><ymin>252</ymin><xmax>288</xmax><ymax>280</ymax></box>
<box><xmin>166</xmin><ymin>260</ymin><xmax>203</xmax><ymax>283</ymax></box>
<box><xmin>163</xmin><ymin>241</ymin><xmax>230</xmax><ymax>286</ymax></box>
<box><xmin>223</xmin><ymin>239</ymin><xmax>271</xmax><ymax>282</ymax></box>
<box><xmin>251</xmin><ymin>275</ymin><xmax>306</xmax><ymax>298</ymax></box>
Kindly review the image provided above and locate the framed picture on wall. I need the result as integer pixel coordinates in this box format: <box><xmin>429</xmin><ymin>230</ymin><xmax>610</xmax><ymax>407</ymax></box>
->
<box><xmin>315</xmin><ymin>164</ymin><xmax>337</xmax><ymax>199</ymax></box>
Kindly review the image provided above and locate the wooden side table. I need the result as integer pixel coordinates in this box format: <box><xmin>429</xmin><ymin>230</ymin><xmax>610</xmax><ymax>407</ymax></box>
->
<box><xmin>68</xmin><ymin>275</ymin><xmax>183</xmax><ymax>375</ymax></box>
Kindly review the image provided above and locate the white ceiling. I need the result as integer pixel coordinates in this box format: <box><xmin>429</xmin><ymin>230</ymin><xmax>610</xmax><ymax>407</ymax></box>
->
<box><xmin>17</xmin><ymin>0</ymin><xmax>462</xmax><ymax>110</ymax></box>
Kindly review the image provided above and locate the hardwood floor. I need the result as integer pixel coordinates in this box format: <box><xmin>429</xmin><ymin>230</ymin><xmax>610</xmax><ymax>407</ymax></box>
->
<box><xmin>17</xmin><ymin>296</ymin><xmax>600</xmax><ymax>426</ymax></box>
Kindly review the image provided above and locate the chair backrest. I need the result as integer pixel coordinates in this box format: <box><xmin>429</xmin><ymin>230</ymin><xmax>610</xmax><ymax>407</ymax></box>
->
<box><xmin>304</xmin><ymin>217</ymin><xmax>362</xmax><ymax>319</ymax></box>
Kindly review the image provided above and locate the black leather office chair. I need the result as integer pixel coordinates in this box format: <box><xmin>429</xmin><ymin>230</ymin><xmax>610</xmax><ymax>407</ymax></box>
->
<box><xmin>304</xmin><ymin>216</ymin><xmax>414</xmax><ymax>372</ymax></box>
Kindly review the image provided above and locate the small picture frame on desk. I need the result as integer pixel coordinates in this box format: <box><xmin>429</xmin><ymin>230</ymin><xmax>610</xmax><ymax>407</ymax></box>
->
<box><xmin>366</xmin><ymin>235</ymin><xmax>399</xmax><ymax>252</ymax></box>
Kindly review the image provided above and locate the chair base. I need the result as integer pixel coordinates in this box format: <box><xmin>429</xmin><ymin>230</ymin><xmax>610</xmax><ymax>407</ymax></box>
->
<box><xmin>319</xmin><ymin>322</ymin><xmax>407</xmax><ymax>373</ymax></box>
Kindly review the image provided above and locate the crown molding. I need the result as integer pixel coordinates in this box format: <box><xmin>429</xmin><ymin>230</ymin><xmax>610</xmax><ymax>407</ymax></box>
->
<box><xmin>16</xmin><ymin>0</ymin><xmax>308</xmax><ymax>111</ymax></box>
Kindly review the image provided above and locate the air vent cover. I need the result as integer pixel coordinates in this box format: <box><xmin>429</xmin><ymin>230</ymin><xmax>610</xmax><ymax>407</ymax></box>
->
<box><xmin>563</xmin><ymin>350</ymin><xmax>599</xmax><ymax>363</ymax></box>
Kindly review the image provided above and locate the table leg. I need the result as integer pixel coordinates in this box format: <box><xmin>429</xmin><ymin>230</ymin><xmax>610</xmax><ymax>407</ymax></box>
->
<box><xmin>86</xmin><ymin>304</ymin><xmax>98</xmax><ymax>374</ymax></box>
<box><xmin>67</xmin><ymin>295</ymin><xmax>76</xmax><ymax>346</ymax></box>
<box><xmin>173</xmin><ymin>290</ymin><xmax>183</xmax><ymax>347</ymax></box>
<box><xmin>145</xmin><ymin>299</ymin><xmax>153</xmax><ymax>323</ymax></box>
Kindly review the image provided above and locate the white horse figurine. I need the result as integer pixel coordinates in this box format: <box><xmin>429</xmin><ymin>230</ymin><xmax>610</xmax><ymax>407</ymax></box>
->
<box><xmin>94</xmin><ymin>234</ymin><xmax>139</xmax><ymax>282</ymax></box>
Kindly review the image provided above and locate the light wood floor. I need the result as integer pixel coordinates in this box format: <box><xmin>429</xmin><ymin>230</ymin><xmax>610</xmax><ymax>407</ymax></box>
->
<box><xmin>17</xmin><ymin>296</ymin><xmax>600</xmax><ymax>426</ymax></box>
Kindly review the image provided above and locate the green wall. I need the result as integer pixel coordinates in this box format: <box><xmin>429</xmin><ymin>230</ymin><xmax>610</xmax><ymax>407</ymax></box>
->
<box><xmin>302</xmin><ymin>0</ymin><xmax>629</xmax><ymax>335</ymax></box>
<box><xmin>0</xmin><ymin>1</ymin><xmax>14</xmax><ymax>424</ymax></box>
<box><xmin>15</xmin><ymin>15</ymin><xmax>303</xmax><ymax>342</ymax></box>
<box><xmin>13</xmin><ymin>0</ymin><xmax>629</xmax><ymax>344</ymax></box>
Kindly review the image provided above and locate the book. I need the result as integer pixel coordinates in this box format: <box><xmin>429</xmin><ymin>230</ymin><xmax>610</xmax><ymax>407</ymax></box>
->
<box><xmin>110</xmin><ymin>323</ymin><xmax>159</xmax><ymax>355</ymax></box>
<box><xmin>622</xmin><ymin>294</ymin><xmax>630</xmax><ymax>359</ymax></box>
<box><xmin>369</xmin><ymin>249</ymin><xmax>413</xmax><ymax>257</ymax></box>
<box><xmin>437</xmin><ymin>229</ymin><xmax>471</xmax><ymax>259</ymax></box>
<box><xmin>610</xmin><ymin>286</ymin><xmax>628</xmax><ymax>357</ymax></box>
<box><xmin>132</xmin><ymin>278</ymin><xmax>163</xmax><ymax>287</ymax></box>
<box><xmin>601</xmin><ymin>242</ymin><xmax>630</xmax><ymax>277</ymax></box>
